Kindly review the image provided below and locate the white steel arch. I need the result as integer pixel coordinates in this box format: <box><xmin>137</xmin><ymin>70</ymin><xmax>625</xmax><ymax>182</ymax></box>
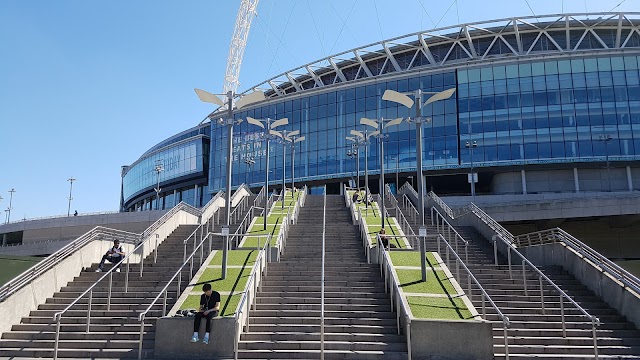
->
<box><xmin>224</xmin><ymin>0</ymin><xmax>260</xmax><ymax>94</ymax></box>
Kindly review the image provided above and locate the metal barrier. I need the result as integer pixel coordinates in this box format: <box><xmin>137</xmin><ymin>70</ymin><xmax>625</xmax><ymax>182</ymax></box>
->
<box><xmin>493</xmin><ymin>233</ymin><xmax>600</xmax><ymax>358</ymax></box>
<box><xmin>514</xmin><ymin>228</ymin><xmax>640</xmax><ymax>295</ymax></box>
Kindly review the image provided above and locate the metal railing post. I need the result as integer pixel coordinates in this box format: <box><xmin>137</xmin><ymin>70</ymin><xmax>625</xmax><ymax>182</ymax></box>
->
<box><xmin>539</xmin><ymin>276</ymin><xmax>545</xmax><ymax>315</ymax></box>
<box><xmin>86</xmin><ymin>290</ymin><xmax>92</xmax><ymax>333</ymax></box>
<box><xmin>507</xmin><ymin>247</ymin><xmax>512</xmax><ymax>279</ymax></box>
<box><xmin>522</xmin><ymin>260</ymin><xmax>528</xmax><ymax>296</ymax></box>
<box><xmin>140</xmin><ymin>242</ymin><xmax>144</xmax><ymax>277</ymax></box>
<box><xmin>163</xmin><ymin>289</ymin><xmax>167</xmax><ymax>316</ymax></box>
<box><xmin>107</xmin><ymin>271</ymin><xmax>113</xmax><ymax>311</ymax></box>
<box><xmin>494</xmin><ymin>239</ymin><xmax>499</xmax><ymax>266</ymax></box>
<box><xmin>154</xmin><ymin>234</ymin><xmax>158</xmax><ymax>264</ymax></box>
<box><xmin>592</xmin><ymin>318</ymin><xmax>599</xmax><ymax>360</ymax></box>
<box><xmin>125</xmin><ymin>256</ymin><xmax>130</xmax><ymax>293</ymax></box>
<box><xmin>560</xmin><ymin>295</ymin><xmax>566</xmax><ymax>337</ymax></box>
<box><xmin>138</xmin><ymin>317</ymin><xmax>145</xmax><ymax>360</ymax></box>
<box><xmin>503</xmin><ymin>325</ymin><xmax>509</xmax><ymax>360</ymax></box>
<box><xmin>54</xmin><ymin>317</ymin><xmax>61</xmax><ymax>360</ymax></box>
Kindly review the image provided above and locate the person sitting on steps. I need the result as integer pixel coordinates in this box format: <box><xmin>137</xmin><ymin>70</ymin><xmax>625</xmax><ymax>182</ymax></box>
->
<box><xmin>95</xmin><ymin>239</ymin><xmax>125</xmax><ymax>272</ymax></box>
<box><xmin>378</xmin><ymin>228</ymin><xmax>390</xmax><ymax>249</ymax></box>
<box><xmin>351</xmin><ymin>191</ymin><xmax>360</xmax><ymax>204</ymax></box>
<box><xmin>191</xmin><ymin>283</ymin><xmax>220</xmax><ymax>345</ymax></box>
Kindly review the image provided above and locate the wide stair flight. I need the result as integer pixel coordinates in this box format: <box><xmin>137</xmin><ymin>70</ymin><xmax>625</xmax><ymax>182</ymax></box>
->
<box><xmin>396</xmin><ymin>195</ymin><xmax>640</xmax><ymax>359</ymax></box>
<box><xmin>237</xmin><ymin>195</ymin><xmax>407</xmax><ymax>359</ymax></box>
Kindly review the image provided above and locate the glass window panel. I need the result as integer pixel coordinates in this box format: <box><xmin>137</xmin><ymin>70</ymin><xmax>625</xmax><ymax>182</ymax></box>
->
<box><xmin>519</xmin><ymin>63</ymin><xmax>532</xmax><ymax>77</ymax></box>
<box><xmin>531</xmin><ymin>62</ymin><xmax>545</xmax><ymax>76</ymax></box>
<box><xmin>624</xmin><ymin>56</ymin><xmax>638</xmax><ymax>70</ymax></box>
<box><xmin>571</xmin><ymin>59</ymin><xmax>585</xmax><ymax>72</ymax></box>
<box><xmin>584</xmin><ymin>58</ymin><xmax>598</xmax><ymax>72</ymax></box>
<box><xmin>611</xmin><ymin>57</ymin><xmax>625</xmax><ymax>71</ymax></box>
<box><xmin>493</xmin><ymin>65</ymin><xmax>506</xmax><ymax>79</ymax></box>
<box><xmin>544</xmin><ymin>61</ymin><xmax>558</xmax><ymax>75</ymax></box>
<box><xmin>505</xmin><ymin>64</ymin><xmax>519</xmax><ymax>78</ymax></box>
<box><xmin>480</xmin><ymin>67</ymin><xmax>493</xmax><ymax>81</ymax></box>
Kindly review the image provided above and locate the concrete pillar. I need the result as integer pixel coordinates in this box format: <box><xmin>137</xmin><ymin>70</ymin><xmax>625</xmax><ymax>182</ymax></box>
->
<box><xmin>194</xmin><ymin>184</ymin><xmax>199</xmax><ymax>207</ymax></box>
<box><xmin>521</xmin><ymin>170</ymin><xmax>527</xmax><ymax>195</ymax></box>
<box><xmin>173</xmin><ymin>189</ymin><xmax>178</xmax><ymax>207</ymax></box>
<box><xmin>627</xmin><ymin>166</ymin><xmax>633</xmax><ymax>191</ymax></box>
<box><xmin>573</xmin><ymin>168</ymin><xmax>580</xmax><ymax>193</ymax></box>
<box><xmin>2</xmin><ymin>233</ymin><xmax>7</xmax><ymax>247</ymax></box>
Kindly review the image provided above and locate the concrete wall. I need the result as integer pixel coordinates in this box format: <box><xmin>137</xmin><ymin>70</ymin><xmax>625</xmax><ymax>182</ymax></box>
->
<box><xmin>0</xmin><ymin>208</ymin><xmax>200</xmax><ymax>338</ymax></box>
<box><xmin>520</xmin><ymin>243</ymin><xmax>640</xmax><ymax>331</ymax></box>
<box><xmin>0</xmin><ymin>238</ymin><xmax>113</xmax><ymax>336</ymax></box>
<box><xmin>0</xmin><ymin>211</ymin><xmax>166</xmax><ymax>255</ymax></box>
<box><xmin>154</xmin><ymin>317</ymin><xmax>235</xmax><ymax>359</ymax></box>
<box><xmin>409</xmin><ymin>319</ymin><xmax>494</xmax><ymax>360</ymax></box>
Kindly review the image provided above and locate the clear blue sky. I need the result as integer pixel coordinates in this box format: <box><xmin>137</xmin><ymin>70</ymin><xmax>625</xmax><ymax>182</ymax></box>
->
<box><xmin>0</xmin><ymin>0</ymin><xmax>635</xmax><ymax>219</ymax></box>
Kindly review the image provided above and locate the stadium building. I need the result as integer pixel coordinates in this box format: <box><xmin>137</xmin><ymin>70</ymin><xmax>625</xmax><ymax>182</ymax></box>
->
<box><xmin>121</xmin><ymin>13</ymin><xmax>640</xmax><ymax>212</ymax></box>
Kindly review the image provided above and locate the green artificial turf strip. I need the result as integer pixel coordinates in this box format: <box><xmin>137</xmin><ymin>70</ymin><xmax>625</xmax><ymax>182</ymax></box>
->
<box><xmin>191</xmin><ymin>267</ymin><xmax>251</xmax><ymax>293</ymax></box>
<box><xmin>252</xmin><ymin>215</ymin><xmax>285</xmax><ymax>225</ymax></box>
<box><xmin>273</xmin><ymin>200</ymin><xmax>297</xmax><ymax>207</ymax></box>
<box><xmin>395</xmin><ymin>269</ymin><xmax>457</xmax><ymax>294</ymax></box>
<box><xmin>407</xmin><ymin>296</ymin><xmax>473</xmax><ymax>320</ymax></box>
<box><xmin>209</xmin><ymin>250</ymin><xmax>258</xmax><ymax>267</ymax></box>
<box><xmin>179</xmin><ymin>294</ymin><xmax>242</xmax><ymax>317</ymax></box>
<box><xmin>365</xmin><ymin>218</ymin><xmax>405</xmax><ymax>248</ymax></box>
<box><xmin>241</xmin><ymin>225</ymin><xmax>282</xmax><ymax>247</ymax></box>
<box><xmin>389</xmin><ymin>251</ymin><xmax>439</xmax><ymax>267</ymax></box>
<box><xmin>0</xmin><ymin>256</ymin><xmax>42</xmax><ymax>286</ymax></box>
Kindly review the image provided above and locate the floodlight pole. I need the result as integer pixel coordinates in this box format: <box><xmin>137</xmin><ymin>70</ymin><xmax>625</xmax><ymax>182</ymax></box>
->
<box><xmin>223</xmin><ymin>91</ymin><xmax>234</xmax><ymax>279</ymax></box>
<box><xmin>6</xmin><ymin>189</ymin><xmax>15</xmax><ymax>224</ymax></box>
<box><xmin>364</xmin><ymin>130</ymin><xmax>370</xmax><ymax>210</ymax></box>
<box><xmin>379</xmin><ymin>124</ymin><xmax>386</xmax><ymax>229</ymax></box>
<box><xmin>263</xmin><ymin>119</ymin><xmax>273</xmax><ymax>231</ymax></box>
<box><xmin>67</xmin><ymin>177</ymin><xmax>76</xmax><ymax>217</ymax></box>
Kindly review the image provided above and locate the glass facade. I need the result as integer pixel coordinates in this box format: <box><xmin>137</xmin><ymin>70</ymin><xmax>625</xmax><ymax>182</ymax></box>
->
<box><xmin>123</xmin><ymin>138</ymin><xmax>206</xmax><ymax>202</ymax></box>
<box><xmin>209</xmin><ymin>72</ymin><xmax>458</xmax><ymax>191</ymax></box>
<box><xmin>206</xmin><ymin>54</ymin><xmax>640</xmax><ymax>193</ymax></box>
<box><xmin>458</xmin><ymin>55</ymin><xmax>640</xmax><ymax>166</ymax></box>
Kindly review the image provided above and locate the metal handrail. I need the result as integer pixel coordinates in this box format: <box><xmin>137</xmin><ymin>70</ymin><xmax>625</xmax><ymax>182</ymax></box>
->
<box><xmin>426</xmin><ymin>191</ymin><xmax>455</xmax><ymax>219</ymax></box>
<box><xmin>233</xmin><ymin>235</ymin><xmax>270</xmax><ymax>360</ymax></box>
<box><xmin>493</xmin><ymin>233</ymin><xmax>600</xmax><ymax>357</ymax></box>
<box><xmin>231</xmin><ymin>206</ymin><xmax>257</xmax><ymax>248</ymax></box>
<box><xmin>514</xmin><ymin>228</ymin><xmax>640</xmax><ymax>294</ymax></box>
<box><xmin>430</xmin><ymin>207</ymin><xmax>469</xmax><ymax>264</ymax></box>
<box><xmin>253</xmin><ymin>186</ymin><xmax>266</xmax><ymax>208</ymax></box>
<box><xmin>1</xmin><ymin>210</ymin><xmax>122</xmax><ymax>226</ymax></box>
<box><xmin>320</xmin><ymin>185</ymin><xmax>327</xmax><ymax>360</ymax></box>
<box><xmin>379</xmin><ymin>234</ymin><xmax>510</xmax><ymax>360</ymax></box>
<box><xmin>401</xmin><ymin>194</ymin><xmax>419</xmax><ymax>223</ymax></box>
<box><xmin>50</xmin><ymin>198</ymin><xmax>222</xmax><ymax>360</ymax></box>
<box><xmin>0</xmin><ymin>227</ymin><xmax>139</xmax><ymax>302</ymax></box>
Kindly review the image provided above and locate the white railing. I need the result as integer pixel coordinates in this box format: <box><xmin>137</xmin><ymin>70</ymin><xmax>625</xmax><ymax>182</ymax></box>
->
<box><xmin>514</xmin><ymin>228</ymin><xmax>640</xmax><ymax>295</ymax></box>
<box><xmin>1</xmin><ymin>210</ymin><xmax>122</xmax><ymax>226</ymax></box>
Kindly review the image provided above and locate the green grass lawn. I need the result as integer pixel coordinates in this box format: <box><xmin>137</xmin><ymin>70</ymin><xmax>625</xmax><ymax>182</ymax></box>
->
<box><xmin>209</xmin><ymin>250</ymin><xmax>258</xmax><ymax>267</ymax></box>
<box><xmin>365</xmin><ymin>218</ymin><xmax>406</xmax><ymax>248</ymax></box>
<box><xmin>241</xmin><ymin>225</ymin><xmax>282</xmax><ymax>247</ymax></box>
<box><xmin>389</xmin><ymin>251</ymin><xmax>439</xmax><ymax>267</ymax></box>
<box><xmin>396</xmin><ymin>269</ymin><xmax>457</xmax><ymax>294</ymax></box>
<box><xmin>179</xmin><ymin>293</ymin><xmax>242</xmax><ymax>317</ymax></box>
<box><xmin>190</xmin><ymin>266</ymin><xmax>252</xmax><ymax>294</ymax></box>
<box><xmin>407</xmin><ymin>296</ymin><xmax>473</xmax><ymax>320</ymax></box>
<box><xmin>252</xmin><ymin>214</ymin><xmax>286</xmax><ymax>225</ymax></box>
<box><xmin>0</xmin><ymin>255</ymin><xmax>42</xmax><ymax>286</ymax></box>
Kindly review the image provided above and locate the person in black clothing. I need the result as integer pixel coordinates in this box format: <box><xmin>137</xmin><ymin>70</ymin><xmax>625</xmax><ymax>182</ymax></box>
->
<box><xmin>95</xmin><ymin>240</ymin><xmax>125</xmax><ymax>272</ymax></box>
<box><xmin>190</xmin><ymin>283</ymin><xmax>220</xmax><ymax>345</ymax></box>
<box><xmin>351</xmin><ymin>191</ymin><xmax>360</xmax><ymax>204</ymax></box>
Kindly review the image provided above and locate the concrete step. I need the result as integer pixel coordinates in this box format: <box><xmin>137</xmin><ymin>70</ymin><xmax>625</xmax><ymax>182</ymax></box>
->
<box><xmin>235</xmin><ymin>349</ymin><xmax>407</xmax><ymax>359</ymax></box>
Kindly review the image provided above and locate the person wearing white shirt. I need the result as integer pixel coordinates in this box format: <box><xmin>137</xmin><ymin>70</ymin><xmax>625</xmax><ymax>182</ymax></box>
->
<box><xmin>95</xmin><ymin>239</ymin><xmax>125</xmax><ymax>272</ymax></box>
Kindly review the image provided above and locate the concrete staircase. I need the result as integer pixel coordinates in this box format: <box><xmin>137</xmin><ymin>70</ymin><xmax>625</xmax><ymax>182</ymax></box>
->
<box><xmin>396</xmin><ymin>197</ymin><xmax>640</xmax><ymax>359</ymax></box>
<box><xmin>237</xmin><ymin>195</ymin><xmax>407</xmax><ymax>360</ymax></box>
<box><xmin>0</xmin><ymin>224</ymin><xmax>200</xmax><ymax>358</ymax></box>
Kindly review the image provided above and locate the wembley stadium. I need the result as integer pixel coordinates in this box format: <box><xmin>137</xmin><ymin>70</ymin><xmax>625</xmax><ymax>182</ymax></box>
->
<box><xmin>121</xmin><ymin>12</ymin><xmax>640</xmax><ymax>212</ymax></box>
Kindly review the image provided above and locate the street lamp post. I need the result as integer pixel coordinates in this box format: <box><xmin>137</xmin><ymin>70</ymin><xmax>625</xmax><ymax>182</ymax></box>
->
<box><xmin>195</xmin><ymin>88</ymin><xmax>265</xmax><ymax>279</ymax></box>
<box><xmin>67</xmin><ymin>177</ymin><xmax>76</xmax><ymax>217</ymax></box>
<box><xmin>350</xmin><ymin>129</ymin><xmax>376</xmax><ymax>209</ymax></box>
<box><xmin>246</xmin><ymin>116</ymin><xmax>289</xmax><ymax>230</ymax></box>
<box><xmin>361</xmin><ymin>117</ymin><xmax>403</xmax><ymax>229</ymax></box>
<box><xmin>599</xmin><ymin>134</ymin><xmax>613</xmax><ymax>192</ymax></box>
<box><xmin>278</xmin><ymin>130</ymin><xmax>293</xmax><ymax>209</ymax></box>
<box><xmin>154</xmin><ymin>161</ymin><xmax>164</xmax><ymax>210</ymax></box>
<box><xmin>244</xmin><ymin>156</ymin><xmax>255</xmax><ymax>186</ymax></box>
<box><xmin>466</xmin><ymin>141</ymin><xmax>478</xmax><ymax>202</ymax></box>
<box><xmin>6</xmin><ymin>189</ymin><xmax>15</xmax><ymax>224</ymax></box>
<box><xmin>383</xmin><ymin>88</ymin><xmax>456</xmax><ymax>282</ymax></box>
<box><xmin>346</xmin><ymin>137</ymin><xmax>364</xmax><ymax>190</ymax></box>
<box><xmin>287</xmin><ymin>133</ymin><xmax>305</xmax><ymax>198</ymax></box>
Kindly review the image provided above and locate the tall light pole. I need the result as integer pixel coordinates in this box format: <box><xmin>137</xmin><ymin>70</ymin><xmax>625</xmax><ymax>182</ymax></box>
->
<box><xmin>346</xmin><ymin>136</ymin><xmax>365</xmax><ymax>190</ymax></box>
<box><xmin>244</xmin><ymin>156</ymin><xmax>255</xmax><ymax>186</ymax></box>
<box><xmin>350</xmin><ymin>129</ymin><xmax>376</xmax><ymax>209</ymax></box>
<box><xmin>599</xmin><ymin>134</ymin><xmax>613</xmax><ymax>192</ymax></box>
<box><xmin>195</xmin><ymin>88</ymin><xmax>265</xmax><ymax>279</ymax></box>
<box><xmin>6</xmin><ymin>189</ymin><xmax>15</xmax><ymax>224</ymax></box>
<box><xmin>383</xmin><ymin>88</ymin><xmax>456</xmax><ymax>282</ymax></box>
<box><xmin>278</xmin><ymin>129</ymin><xmax>294</xmax><ymax>209</ymax></box>
<box><xmin>246</xmin><ymin>116</ymin><xmax>289</xmax><ymax>230</ymax></box>
<box><xmin>361</xmin><ymin>117</ymin><xmax>403</xmax><ymax>229</ymax></box>
<box><xmin>154</xmin><ymin>160</ymin><xmax>164</xmax><ymax>210</ymax></box>
<box><xmin>287</xmin><ymin>133</ymin><xmax>305</xmax><ymax>198</ymax></box>
<box><xmin>346</xmin><ymin>148</ymin><xmax>358</xmax><ymax>187</ymax></box>
<box><xmin>466</xmin><ymin>141</ymin><xmax>478</xmax><ymax>202</ymax></box>
<box><xmin>67</xmin><ymin>177</ymin><xmax>76</xmax><ymax>217</ymax></box>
